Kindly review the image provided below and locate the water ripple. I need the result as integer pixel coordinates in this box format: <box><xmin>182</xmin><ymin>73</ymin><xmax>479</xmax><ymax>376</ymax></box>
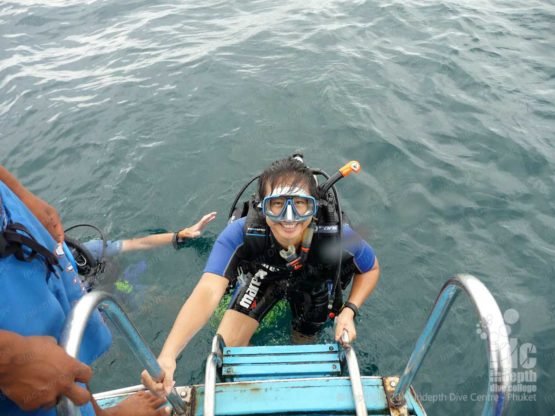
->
<box><xmin>1</xmin><ymin>0</ymin><xmax>554</xmax><ymax>413</ymax></box>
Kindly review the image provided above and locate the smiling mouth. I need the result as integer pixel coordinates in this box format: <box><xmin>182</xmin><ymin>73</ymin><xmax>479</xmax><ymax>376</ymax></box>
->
<box><xmin>280</xmin><ymin>222</ymin><xmax>299</xmax><ymax>231</ymax></box>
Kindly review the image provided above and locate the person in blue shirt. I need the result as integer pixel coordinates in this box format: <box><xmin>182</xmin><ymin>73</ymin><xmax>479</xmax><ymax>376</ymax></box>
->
<box><xmin>67</xmin><ymin>212</ymin><xmax>216</xmax><ymax>291</ymax></box>
<box><xmin>142</xmin><ymin>156</ymin><xmax>381</xmax><ymax>397</ymax></box>
<box><xmin>0</xmin><ymin>165</ymin><xmax>169</xmax><ymax>416</ymax></box>
<box><xmin>79</xmin><ymin>212</ymin><xmax>217</xmax><ymax>261</ymax></box>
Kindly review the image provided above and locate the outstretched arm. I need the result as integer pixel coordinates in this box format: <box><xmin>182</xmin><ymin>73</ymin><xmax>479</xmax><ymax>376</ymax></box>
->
<box><xmin>334</xmin><ymin>258</ymin><xmax>380</xmax><ymax>343</ymax></box>
<box><xmin>120</xmin><ymin>212</ymin><xmax>216</xmax><ymax>252</ymax></box>
<box><xmin>141</xmin><ymin>272</ymin><xmax>229</xmax><ymax>396</ymax></box>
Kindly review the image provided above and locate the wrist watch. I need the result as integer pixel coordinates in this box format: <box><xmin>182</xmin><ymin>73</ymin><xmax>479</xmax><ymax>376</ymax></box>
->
<box><xmin>172</xmin><ymin>232</ymin><xmax>181</xmax><ymax>250</ymax></box>
<box><xmin>342</xmin><ymin>301</ymin><xmax>359</xmax><ymax>318</ymax></box>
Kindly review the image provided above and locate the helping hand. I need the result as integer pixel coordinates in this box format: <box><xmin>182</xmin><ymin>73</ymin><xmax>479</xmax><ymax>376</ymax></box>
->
<box><xmin>0</xmin><ymin>335</ymin><xmax>92</xmax><ymax>411</ymax></box>
<box><xmin>334</xmin><ymin>308</ymin><xmax>357</xmax><ymax>346</ymax></box>
<box><xmin>97</xmin><ymin>391</ymin><xmax>171</xmax><ymax>416</ymax></box>
<box><xmin>141</xmin><ymin>356</ymin><xmax>176</xmax><ymax>398</ymax></box>
<box><xmin>178</xmin><ymin>211</ymin><xmax>217</xmax><ymax>239</ymax></box>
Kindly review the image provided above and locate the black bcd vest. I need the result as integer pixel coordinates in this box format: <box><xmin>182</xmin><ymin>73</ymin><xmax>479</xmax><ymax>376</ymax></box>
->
<box><xmin>230</xmin><ymin>198</ymin><xmax>356</xmax><ymax>308</ymax></box>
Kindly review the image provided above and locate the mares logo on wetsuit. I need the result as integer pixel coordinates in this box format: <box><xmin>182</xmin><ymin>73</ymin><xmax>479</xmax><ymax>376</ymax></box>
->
<box><xmin>239</xmin><ymin>269</ymin><xmax>267</xmax><ymax>309</ymax></box>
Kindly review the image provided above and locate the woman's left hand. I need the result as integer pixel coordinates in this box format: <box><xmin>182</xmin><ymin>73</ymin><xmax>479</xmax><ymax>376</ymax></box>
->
<box><xmin>178</xmin><ymin>211</ymin><xmax>217</xmax><ymax>239</ymax></box>
<box><xmin>334</xmin><ymin>308</ymin><xmax>357</xmax><ymax>345</ymax></box>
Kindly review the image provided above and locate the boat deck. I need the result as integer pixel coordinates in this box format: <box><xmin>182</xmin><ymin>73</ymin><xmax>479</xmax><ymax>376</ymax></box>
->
<box><xmin>96</xmin><ymin>376</ymin><xmax>426</xmax><ymax>416</ymax></box>
<box><xmin>95</xmin><ymin>342</ymin><xmax>426</xmax><ymax>416</ymax></box>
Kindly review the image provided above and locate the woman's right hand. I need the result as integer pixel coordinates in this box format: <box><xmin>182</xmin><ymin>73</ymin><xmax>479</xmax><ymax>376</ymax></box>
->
<box><xmin>141</xmin><ymin>356</ymin><xmax>176</xmax><ymax>397</ymax></box>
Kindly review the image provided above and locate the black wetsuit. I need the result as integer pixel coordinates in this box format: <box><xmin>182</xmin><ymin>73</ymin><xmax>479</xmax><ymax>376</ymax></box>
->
<box><xmin>204</xmin><ymin>217</ymin><xmax>376</xmax><ymax>334</ymax></box>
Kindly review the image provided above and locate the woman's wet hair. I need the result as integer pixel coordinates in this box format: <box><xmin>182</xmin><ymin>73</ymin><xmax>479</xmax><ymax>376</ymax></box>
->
<box><xmin>258</xmin><ymin>157</ymin><xmax>318</xmax><ymax>199</ymax></box>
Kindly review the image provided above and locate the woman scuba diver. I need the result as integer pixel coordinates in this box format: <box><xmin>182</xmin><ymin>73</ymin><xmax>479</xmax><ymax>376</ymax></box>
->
<box><xmin>141</xmin><ymin>155</ymin><xmax>380</xmax><ymax>397</ymax></box>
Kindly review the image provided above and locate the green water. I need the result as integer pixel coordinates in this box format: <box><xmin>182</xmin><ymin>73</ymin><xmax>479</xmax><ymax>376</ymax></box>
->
<box><xmin>1</xmin><ymin>0</ymin><xmax>554</xmax><ymax>414</ymax></box>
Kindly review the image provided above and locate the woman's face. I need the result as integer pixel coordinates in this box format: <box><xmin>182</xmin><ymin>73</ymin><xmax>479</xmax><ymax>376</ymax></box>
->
<box><xmin>264</xmin><ymin>181</ymin><xmax>313</xmax><ymax>248</ymax></box>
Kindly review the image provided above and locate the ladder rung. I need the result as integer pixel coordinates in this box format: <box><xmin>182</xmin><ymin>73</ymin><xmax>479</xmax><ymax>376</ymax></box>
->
<box><xmin>223</xmin><ymin>344</ymin><xmax>338</xmax><ymax>356</ymax></box>
<box><xmin>223</xmin><ymin>362</ymin><xmax>341</xmax><ymax>378</ymax></box>
<box><xmin>224</xmin><ymin>352</ymin><xmax>339</xmax><ymax>365</ymax></box>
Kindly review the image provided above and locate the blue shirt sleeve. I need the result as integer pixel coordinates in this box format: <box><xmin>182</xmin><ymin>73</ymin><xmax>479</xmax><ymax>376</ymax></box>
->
<box><xmin>0</xmin><ymin>181</ymin><xmax>112</xmax><ymax>416</ymax></box>
<box><xmin>204</xmin><ymin>218</ymin><xmax>246</xmax><ymax>278</ymax></box>
<box><xmin>343</xmin><ymin>224</ymin><xmax>376</xmax><ymax>273</ymax></box>
<box><xmin>83</xmin><ymin>239</ymin><xmax>123</xmax><ymax>261</ymax></box>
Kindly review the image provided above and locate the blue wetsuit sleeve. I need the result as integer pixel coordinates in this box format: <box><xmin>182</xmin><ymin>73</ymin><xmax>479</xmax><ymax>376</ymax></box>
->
<box><xmin>204</xmin><ymin>218</ymin><xmax>245</xmax><ymax>280</ymax></box>
<box><xmin>343</xmin><ymin>224</ymin><xmax>376</xmax><ymax>273</ymax></box>
<box><xmin>83</xmin><ymin>239</ymin><xmax>123</xmax><ymax>261</ymax></box>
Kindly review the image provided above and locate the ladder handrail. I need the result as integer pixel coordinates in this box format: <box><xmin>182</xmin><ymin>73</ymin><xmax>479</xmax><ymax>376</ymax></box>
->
<box><xmin>392</xmin><ymin>274</ymin><xmax>512</xmax><ymax>416</ymax></box>
<box><xmin>340</xmin><ymin>331</ymin><xmax>368</xmax><ymax>416</ymax></box>
<box><xmin>204</xmin><ymin>335</ymin><xmax>225</xmax><ymax>416</ymax></box>
<box><xmin>56</xmin><ymin>291</ymin><xmax>187</xmax><ymax>416</ymax></box>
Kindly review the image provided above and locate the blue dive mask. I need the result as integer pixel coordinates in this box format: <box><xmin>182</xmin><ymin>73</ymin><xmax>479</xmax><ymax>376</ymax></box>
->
<box><xmin>262</xmin><ymin>193</ymin><xmax>317</xmax><ymax>222</ymax></box>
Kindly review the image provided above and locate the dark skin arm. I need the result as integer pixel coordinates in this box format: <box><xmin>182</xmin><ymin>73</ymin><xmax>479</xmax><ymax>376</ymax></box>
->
<box><xmin>0</xmin><ymin>331</ymin><xmax>92</xmax><ymax>411</ymax></box>
<box><xmin>0</xmin><ymin>168</ymin><xmax>171</xmax><ymax>415</ymax></box>
<box><xmin>0</xmin><ymin>331</ymin><xmax>170</xmax><ymax>415</ymax></box>
<box><xmin>0</xmin><ymin>165</ymin><xmax>64</xmax><ymax>243</ymax></box>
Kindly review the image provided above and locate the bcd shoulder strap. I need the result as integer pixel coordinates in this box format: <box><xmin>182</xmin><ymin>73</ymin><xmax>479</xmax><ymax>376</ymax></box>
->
<box><xmin>0</xmin><ymin>222</ymin><xmax>59</xmax><ymax>276</ymax></box>
<box><xmin>243</xmin><ymin>198</ymin><xmax>270</xmax><ymax>258</ymax></box>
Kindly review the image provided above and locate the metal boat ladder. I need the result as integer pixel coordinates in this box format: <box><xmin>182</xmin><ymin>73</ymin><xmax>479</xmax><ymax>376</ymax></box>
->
<box><xmin>56</xmin><ymin>291</ymin><xmax>188</xmax><ymax>416</ymax></box>
<box><xmin>203</xmin><ymin>330</ymin><xmax>367</xmax><ymax>416</ymax></box>
<box><xmin>390</xmin><ymin>274</ymin><xmax>512</xmax><ymax>416</ymax></box>
<box><xmin>203</xmin><ymin>274</ymin><xmax>512</xmax><ymax>416</ymax></box>
<box><xmin>57</xmin><ymin>274</ymin><xmax>511</xmax><ymax>416</ymax></box>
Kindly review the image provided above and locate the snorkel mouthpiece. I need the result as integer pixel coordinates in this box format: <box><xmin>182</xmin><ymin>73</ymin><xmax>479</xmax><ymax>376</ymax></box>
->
<box><xmin>339</xmin><ymin>160</ymin><xmax>361</xmax><ymax>177</ymax></box>
<box><xmin>319</xmin><ymin>160</ymin><xmax>361</xmax><ymax>193</ymax></box>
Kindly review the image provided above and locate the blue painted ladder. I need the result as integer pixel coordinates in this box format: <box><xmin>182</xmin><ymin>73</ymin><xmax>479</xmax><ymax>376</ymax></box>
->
<box><xmin>221</xmin><ymin>343</ymin><xmax>342</xmax><ymax>381</ymax></box>
<box><xmin>201</xmin><ymin>335</ymin><xmax>426</xmax><ymax>416</ymax></box>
